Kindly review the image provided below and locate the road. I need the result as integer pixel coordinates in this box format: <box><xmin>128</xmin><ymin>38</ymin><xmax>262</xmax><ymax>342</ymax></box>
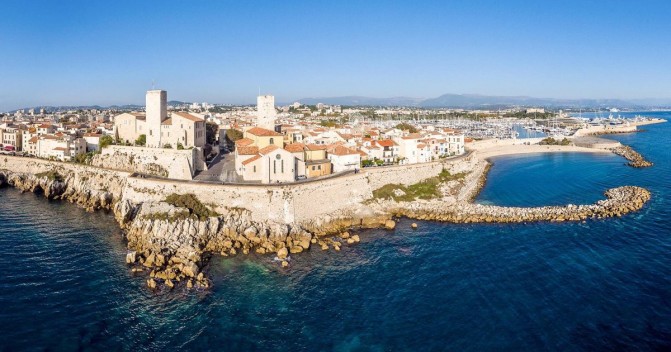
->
<box><xmin>193</xmin><ymin>146</ymin><xmax>242</xmax><ymax>183</ymax></box>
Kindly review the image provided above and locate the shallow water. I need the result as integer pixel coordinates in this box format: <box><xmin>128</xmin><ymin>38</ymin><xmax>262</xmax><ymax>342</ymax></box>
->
<box><xmin>1</xmin><ymin>113</ymin><xmax>670</xmax><ymax>351</ymax></box>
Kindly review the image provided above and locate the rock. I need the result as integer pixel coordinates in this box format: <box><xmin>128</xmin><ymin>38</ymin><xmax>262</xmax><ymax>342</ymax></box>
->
<box><xmin>165</xmin><ymin>279</ymin><xmax>174</xmax><ymax>289</ymax></box>
<box><xmin>182</xmin><ymin>261</ymin><xmax>199</xmax><ymax>278</ymax></box>
<box><xmin>411</xmin><ymin>223</ymin><xmax>418</xmax><ymax>229</ymax></box>
<box><xmin>289</xmin><ymin>246</ymin><xmax>303</xmax><ymax>254</ymax></box>
<box><xmin>281</xmin><ymin>260</ymin><xmax>289</xmax><ymax>268</ymax></box>
<box><xmin>131</xmin><ymin>267</ymin><xmax>143</xmax><ymax>273</ymax></box>
<box><xmin>341</xmin><ymin>232</ymin><xmax>350</xmax><ymax>239</ymax></box>
<box><xmin>197</xmin><ymin>272</ymin><xmax>204</xmax><ymax>281</ymax></box>
<box><xmin>143</xmin><ymin>253</ymin><xmax>156</xmax><ymax>267</ymax></box>
<box><xmin>277</xmin><ymin>247</ymin><xmax>288</xmax><ymax>260</ymax></box>
<box><xmin>320</xmin><ymin>243</ymin><xmax>329</xmax><ymax>251</ymax></box>
<box><xmin>351</xmin><ymin>235</ymin><xmax>360</xmax><ymax>243</ymax></box>
<box><xmin>311</xmin><ymin>238</ymin><xmax>317</xmax><ymax>244</ymax></box>
<box><xmin>347</xmin><ymin>238</ymin><xmax>355</xmax><ymax>244</ymax></box>
<box><xmin>146</xmin><ymin>278</ymin><xmax>157</xmax><ymax>289</ymax></box>
<box><xmin>187</xmin><ymin>280</ymin><xmax>193</xmax><ymax>289</ymax></box>
<box><xmin>384</xmin><ymin>220</ymin><xmax>396</xmax><ymax>230</ymax></box>
<box><xmin>126</xmin><ymin>251</ymin><xmax>137</xmax><ymax>264</ymax></box>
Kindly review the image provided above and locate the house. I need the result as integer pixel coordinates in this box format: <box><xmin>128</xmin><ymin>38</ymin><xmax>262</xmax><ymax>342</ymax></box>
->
<box><xmin>327</xmin><ymin>145</ymin><xmax>361</xmax><ymax>172</ymax></box>
<box><xmin>240</xmin><ymin>145</ymin><xmax>297</xmax><ymax>183</ymax></box>
<box><xmin>243</xmin><ymin>127</ymin><xmax>283</xmax><ymax>149</ymax></box>
<box><xmin>82</xmin><ymin>133</ymin><xmax>102</xmax><ymax>152</ymax></box>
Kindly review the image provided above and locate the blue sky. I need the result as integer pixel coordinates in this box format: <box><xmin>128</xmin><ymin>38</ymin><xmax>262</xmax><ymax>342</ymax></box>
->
<box><xmin>1</xmin><ymin>0</ymin><xmax>670</xmax><ymax>110</ymax></box>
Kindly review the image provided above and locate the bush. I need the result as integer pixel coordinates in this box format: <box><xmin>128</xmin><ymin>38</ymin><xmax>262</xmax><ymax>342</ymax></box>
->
<box><xmin>163</xmin><ymin>143</ymin><xmax>172</xmax><ymax>149</ymax></box>
<box><xmin>100</xmin><ymin>135</ymin><xmax>114</xmax><ymax>149</ymax></box>
<box><xmin>35</xmin><ymin>170</ymin><xmax>64</xmax><ymax>182</ymax></box>
<box><xmin>164</xmin><ymin>193</ymin><xmax>219</xmax><ymax>220</ymax></box>
<box><xmin>135</xmin><ymin>134</ymin><xmax>146</xmax><ymax>146</ymax></box>
<box><xmin>395</xmin><ymin>122</ymin><xmax>418</xmax><ymax>133</ymax></box>
<box><xmin>225</xmin><ymin>129</ymin><xmax>243</xmax><ymax>143</ymax></box>
<box><xmin>176</xmin><ymin>143</ymin><xmax>184</xmax><ymax>150</ymax></box>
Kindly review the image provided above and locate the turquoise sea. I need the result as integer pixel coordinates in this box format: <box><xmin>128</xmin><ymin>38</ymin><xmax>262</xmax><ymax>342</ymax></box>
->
<box><xmin>1</xmin><ymin>112</ymin><xmax>670</xmax><ymax>351</ymax></box>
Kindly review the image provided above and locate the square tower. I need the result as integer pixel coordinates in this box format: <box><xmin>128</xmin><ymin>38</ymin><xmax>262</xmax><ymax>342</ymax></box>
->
<box><xmin>146</xmin><ymin>90</ymin><xmax>167</xmax><ymax>148</ymax></box>
<box><xmin>257</xmin><ymin>95</ymin><xmax>277</xmax><ymax>130</ymax></box>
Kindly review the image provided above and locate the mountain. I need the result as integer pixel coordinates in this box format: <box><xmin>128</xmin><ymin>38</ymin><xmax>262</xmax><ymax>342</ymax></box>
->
<box><xmin>295</xmin><ymin>96</ymin><xmax>423</xmax><ymax>107</ymax></box>
<box><xmin>296</xmin><ymin>94</ymin><xmax>671</xmax><ymax>109</ymax></box>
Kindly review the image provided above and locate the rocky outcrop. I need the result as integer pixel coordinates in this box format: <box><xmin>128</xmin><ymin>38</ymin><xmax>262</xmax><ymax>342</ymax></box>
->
<box><xmin>611</xmin><ymin>146</ymin><xmax>653</xmax><ymax>168</ymax></box>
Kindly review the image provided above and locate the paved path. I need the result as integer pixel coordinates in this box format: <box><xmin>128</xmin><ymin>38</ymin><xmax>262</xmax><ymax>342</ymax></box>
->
<box><xmin>193</xmin><ymin>148</ymin><xmax>241</xmax><ymax>183</ymax></box>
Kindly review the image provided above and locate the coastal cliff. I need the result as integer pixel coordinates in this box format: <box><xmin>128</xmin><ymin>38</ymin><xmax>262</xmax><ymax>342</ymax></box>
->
<box><xmin>0</xmin><ymin>145</ymin><xmax>654</xmax><ymax>291</ymax></box>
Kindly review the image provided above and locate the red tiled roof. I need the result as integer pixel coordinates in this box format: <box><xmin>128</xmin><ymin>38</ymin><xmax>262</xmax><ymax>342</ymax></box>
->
<box><xmin>236</xmin><ymin>146</ymin><xmax>259</xmax><ymax>155</ymax></box>
<box><xmin>235</xmin><ymin>138</ymin><xmax>254</xmax><ymax>147</ymax></box>
<box><xmin>242</xmin><ymin>154</ymin><xmax>262</xmax><ymax>165</ymax></box>
<box><xmin>259</xmin><ymin>144</ymin><xmax>279</xmax><ymax>155</ymax></box>
<box><xmin>172</xmin><ymin>111</ymin><xmax>204</xmax><ymax>122</ymax></box>
<box><xmin>377</xmin><ymin>139</ymin><xmax>396</xmax><ymax>147</ymax></box>
<box><xmin>284</xmin><ymin>143</ymin><xmax>305</xmax><ymax>153</ymax></box>
<box><xmin>328</xmin><ymin>145</ymin><xmax>359</xmax><ymax>156</ymax></box>
<box><xmin>247</xmin><ymin>127</ymin><xmax>281</xmax><ymax>137</ymax></box>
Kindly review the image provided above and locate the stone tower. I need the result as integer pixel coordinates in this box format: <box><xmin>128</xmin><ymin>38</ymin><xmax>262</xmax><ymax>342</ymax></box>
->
<box><xmin>257</xmin><ymin>95</ymin><xmax>277</xmax><ymax>130</ymax></box>
<box><xmin>146</xmin><ymin>90</ymin><xmax>167</xmax><ymax>148</ymax></box>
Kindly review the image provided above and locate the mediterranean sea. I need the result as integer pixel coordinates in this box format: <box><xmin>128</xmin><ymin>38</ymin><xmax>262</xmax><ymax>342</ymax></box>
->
<box><xmin>1</xmin><ymin>112</ymin><xmax>670</xmax><ymax>351</ymax></box>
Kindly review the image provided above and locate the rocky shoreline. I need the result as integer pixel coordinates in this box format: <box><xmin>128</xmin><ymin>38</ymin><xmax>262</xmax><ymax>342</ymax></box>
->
<box><xmin>0</xmin><ymin>146</ymin><xmax>654</xmax><ymax>292</ymax></box>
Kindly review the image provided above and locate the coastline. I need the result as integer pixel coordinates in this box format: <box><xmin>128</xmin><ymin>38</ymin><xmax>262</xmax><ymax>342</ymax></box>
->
<box><xmin>0</xmin><ymin>139</ymin><xmax>653</xmax><ymax>291</ymax></box>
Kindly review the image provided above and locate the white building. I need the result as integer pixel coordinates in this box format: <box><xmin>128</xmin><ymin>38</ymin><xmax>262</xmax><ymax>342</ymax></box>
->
<box><xmin>146</xmin><ymin>90</ymin><xmax>167</xmax><ymax>148</ymax></box>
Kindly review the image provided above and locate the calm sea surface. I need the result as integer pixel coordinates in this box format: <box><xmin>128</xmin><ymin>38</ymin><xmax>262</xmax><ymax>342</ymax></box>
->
<box><xmin>1</xmin><ymin>112</ymin><xmax>670</xmax><ymax>351</ymax></box>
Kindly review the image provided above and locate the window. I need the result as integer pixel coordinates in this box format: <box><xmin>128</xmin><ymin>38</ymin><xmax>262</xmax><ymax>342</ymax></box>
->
<box><xmin>273</xmin><ymin>160</ymin><xmax>276</xmax><ymax>174</ymax></box>
<box><xmin>318</xmin><ymin>165</ymin><xmax>321</xmax><ymax>170</ymax></box>
<box><xmin>269</xmin><ymin>138</ymin><xmax>274</xmax><ymax>144</ymax></box>
<box><xmin>253</xmin><ymin>165</ymin><xmax>256</xmax><ymax>172</ymax></box>
<box><xmin>312</xmin><ymin>166</ymin><xmax>316</xmax><ymax>171</ymax></box>
<box><xmin>281</xmin><ymin>160</ymin><xmax>284</xmax><ymax>173</ymax></box>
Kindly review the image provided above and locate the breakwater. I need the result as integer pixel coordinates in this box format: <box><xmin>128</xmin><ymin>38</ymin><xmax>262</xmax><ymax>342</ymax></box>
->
<box><xmin>611</xmin><ymin>146</ymin><xmax>653</xmax><ymax>168</ymax></box>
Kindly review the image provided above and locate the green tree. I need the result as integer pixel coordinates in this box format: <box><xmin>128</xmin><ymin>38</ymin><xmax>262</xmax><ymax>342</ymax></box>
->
<box><xmin>163</xmin><ymin>143</ymin><xmax>172</xmax><ymax>149</ymax></box>
<box><xmin>99</xmin><ymin>135</ymin><xmax>114</xmax><ymax>149</ymax></box>
<box><xmin>176</xmin><ymin>142</ymin><xmax>184</xmax><ymax>150</ymax></box>
<box><xmin>205</xmin><ymin>122</ymin><xmax>219</xmax><ymax>145</ymax></box>
<box><xmin>135</xmin><ymin>134</ymin><xmax>146</xmax><ymax>146</ymax></box>
<box><xmin>225</xmin><ymin>129</ymin><xmax>243</xmax><ymax>143</ymax></box>
<box><xmin>395</xmin><ymin>123</ymin><xmax>418</xmax><ymax>133</ymax></box>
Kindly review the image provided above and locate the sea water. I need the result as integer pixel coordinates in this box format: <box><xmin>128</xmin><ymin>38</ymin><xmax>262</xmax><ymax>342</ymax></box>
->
<box><xmin>1</xmin><ymin>113</ymin><xmax>670</xmax><ymax>351</ymax></box>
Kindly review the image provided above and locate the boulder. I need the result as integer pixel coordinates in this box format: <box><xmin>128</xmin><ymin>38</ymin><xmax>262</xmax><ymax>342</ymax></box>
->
<box><xmin>351</xmin><ymin>235</ymin><xmax>360</xmax><ymax>243</ymax></box>
<box><xmin>165</xmin><ymin>279</ymin><xmax>174</xmax><ymax>289</ymax></box>
<box><xmin>126</xmin><ymin>251</ymin><xmax>137</xmax><ymax>264</ymax></box>
<box><xmin>411</xmin><ymin>223</ymin><xmax>418</xmax><ymax>229</ymax></box>
<box><xmin>182</xmin><ymin>261</ymin><xmax>199</xmax><ymax>278</ymax></box>
<box><xmin>384</xmin><ymin>220</ymin><xmax>396</xmax><ymax>230</ymax></box>
<box><xmin>277</xmin><ymin>247</ymin><xmax>289</xmax><ymax>260</ymax></box>
<box><xmin>146</xmin><ymin>278</ymin><xmax>157</xmax><ymax>289</ymax></box>
<box><xmin>143</xmin><ymin>253</ymin><xmax>156</xmax><ymax>267</ymax></box>
<box><xmin>281</xmin><ymin>260</ymin><xmax>289</xmax><ymax>268</ymax></box>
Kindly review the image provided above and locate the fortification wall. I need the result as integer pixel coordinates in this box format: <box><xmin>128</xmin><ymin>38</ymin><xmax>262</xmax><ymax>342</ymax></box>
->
<box><xmin>92</xmin><ymin>146</ymin><xmax>195</xmax><ymax>180</ymax></box>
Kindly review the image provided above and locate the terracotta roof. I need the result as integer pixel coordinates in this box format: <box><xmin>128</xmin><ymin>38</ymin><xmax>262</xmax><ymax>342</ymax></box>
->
<box><xmin>29</xmin><ymin>136</ymin><xmax>38</xmax><ymax>143</ymax></box>
<box><xmin>237</xmin><ymin>146</ymin><xmax>259</xmax><ymax>155</ymax></box>
<box><xmin>242</xmin><ymin>154</ymin><xmax>262</xmax><ymax>166</ymax></box>
<box><xmin>328</xmin><ymin>145</ymin><xmax>359</xmax><ymax>156</ymax></box>
<box><xmin>53</xmin><ymin>147</ymin><xmax>68</xmax><ymax>151</ymax></box>
<box><xmin>401</xmin><ymin>133</ymin><xmax>422</xmax><ymax>140</ymax></box>
<box><xmin>377</xmin><ymin>139</ymin><xmax>396</xmax><ymax>147</ymax></box>
<box><xmin>172</xmin><ymin>111</ymin><xmax>204</xmax><ymax>122</ymax></box>
<box><xmin>259</xmin><ymin>144</ymin><xmax>280</xmax><ymax>155</ymax></box>
<box><xmin>247</xmin><ymin>127</ymin><xmax>281</xmax><ymax>137</ymax></box>
<box><xmin>161</xmin><ymin>118</ymin><xmax>173</xmax><ymax>125</ymax></box>
<box><xmin>83</xmin><ymin>133</ymin><xmax>102</xmax><ymax>137</ymax></box>
<box><xmin>306</xmin><ymin>144</ymin><xmax>327</xmax><ymax>151</ymax></box>
<box><xmin>284</xmin><ymin>143</ymin><xmax>305</xmax><ymax>153</ymax></box>
<box><xmin>235</xmin><ymin>138</ymin><xmax>254</xmax><ymax>147</ymax></box>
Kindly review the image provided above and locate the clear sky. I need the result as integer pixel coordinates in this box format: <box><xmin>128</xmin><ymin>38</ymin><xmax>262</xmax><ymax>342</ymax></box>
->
<box><xmin>1</xmin><ymin>0</ymin><xmax>670</xmax><ymax>110</ymax></box>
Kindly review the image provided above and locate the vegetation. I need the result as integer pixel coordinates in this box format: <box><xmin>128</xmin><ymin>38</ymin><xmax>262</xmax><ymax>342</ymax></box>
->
<box><xmin>72</xmin><ymin>151</ymin><xmax>95</xmax><ymax>164</ymax></box>
<box><xmin>142</xmin><ymin>210</ymin><xmax>191</xmax><ymax>222</ymax></box>
<box><xmin>164</xmin><ymin>193</ymin><xmax>219</xmax><ymax>220</ymax></box>
<box><xmin>163</xmin><ymin>143</ymin><xmax>172</xmax><ymax>149</ymax></box>
<box><xmin>539</xmin><ymin>137</ymin><xmax>571</xmax><ymax>146</ymax></box>
<box><xmin>35</xmin><ymin>170</ymin><xmax>64</xmax><ymax>182</ymax></box>
<box><xmin>99</xmin><ymin>135</ymin><xmax>114</xmax><ymax>149</ymax></box>
<box><xmin>372</xmin><ymin>169</ymin><xmax>467</xmax><ymax>202</ymax></box>
<box><xmin>135</xmin><ymin>134</ymin><xmax>146</xmax><ymax>146</ymax></box>
<box><xmin>395</xmin><ymin>122</ymin><xmax>418</xmax><ymax>133</ymax></box>
<box><xmin>225</xmin><ymin>129</ymin><xmax>243</xmax><ymax>143</ymax></box>
<box><xmin>176</xmin><ymin>143</ymin><xmax>185</xmax><ymax>150</ymax></box>
<box><xmin>206</xmin><ymin>122</ymin><xmax>219</xmax><ymax>145</ymax></box>
<box><xmin>320</xmin><ymin>120</ymin><xmax>337</xmax><ymax>127</ymax></box>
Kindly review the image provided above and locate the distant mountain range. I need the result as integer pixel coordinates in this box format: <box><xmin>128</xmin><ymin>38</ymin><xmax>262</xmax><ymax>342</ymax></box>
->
<box><xmin>7</xmin><ymin>94</ymin><xmax>671</xmax><ymax>113</ymax></box>
<box><xmin>296</xmin><ymin>94</ymin><xmax>671</xmax><ymax>109</ymax></box>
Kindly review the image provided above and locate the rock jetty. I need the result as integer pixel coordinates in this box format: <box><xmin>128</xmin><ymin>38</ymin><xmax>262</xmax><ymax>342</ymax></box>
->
<box><xmin>611</xmin><ymin>146</ymin><xmax>653</xmax><ymax>168</ymax></box>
